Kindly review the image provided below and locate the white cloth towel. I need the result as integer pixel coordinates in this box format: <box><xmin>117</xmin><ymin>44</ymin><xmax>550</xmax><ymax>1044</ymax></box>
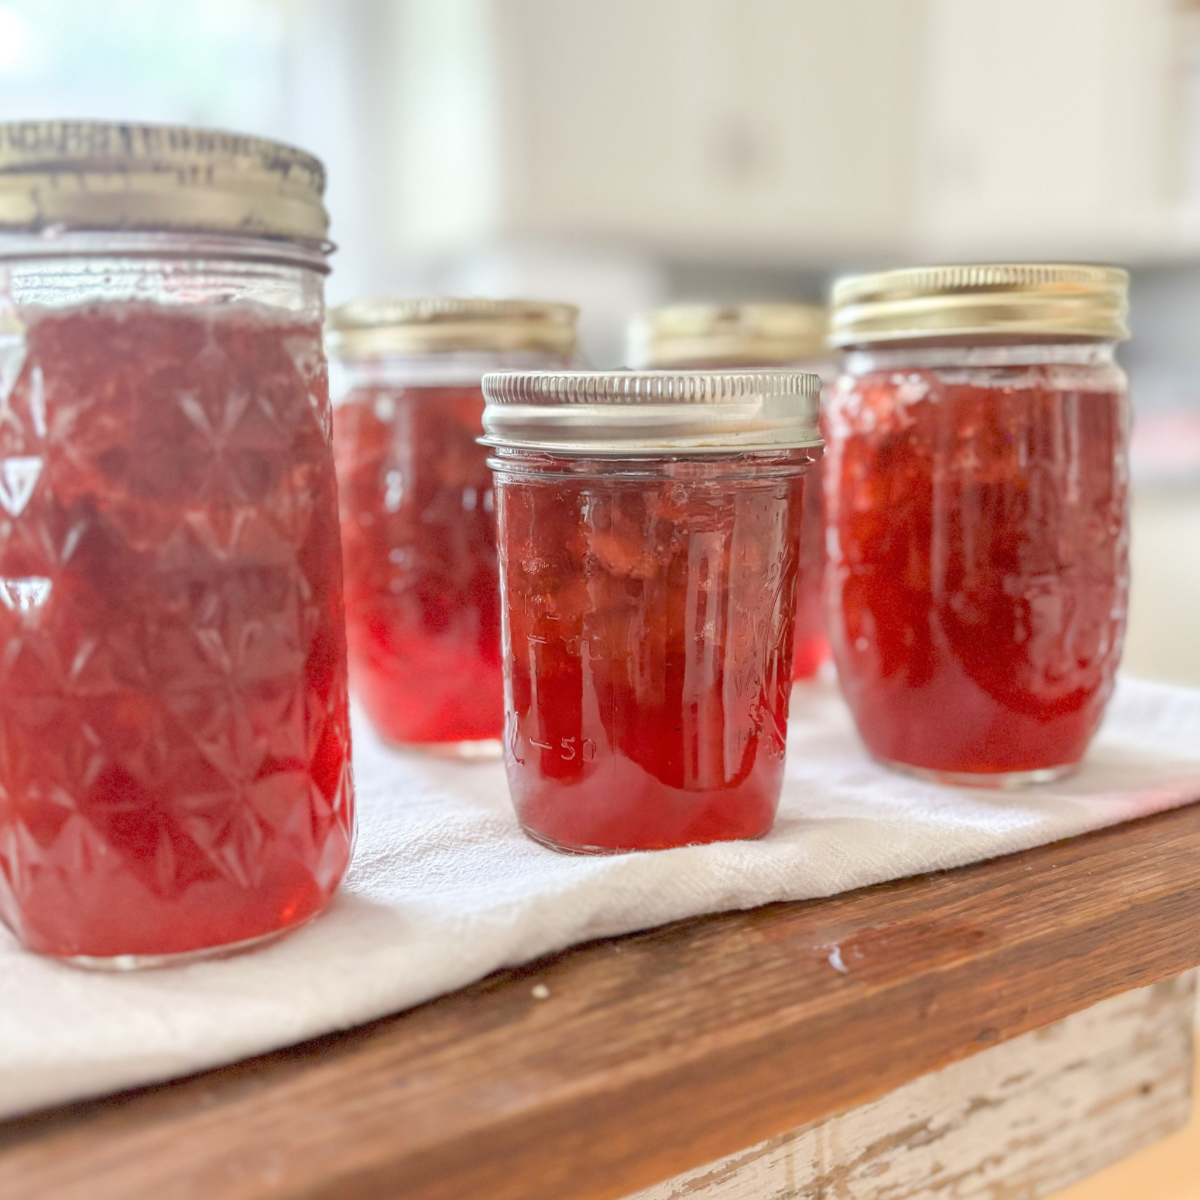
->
<box><xmin>3</xmin><ymin>675</ymin><xmax>1200</xmax><ymax>1120</ymax></box>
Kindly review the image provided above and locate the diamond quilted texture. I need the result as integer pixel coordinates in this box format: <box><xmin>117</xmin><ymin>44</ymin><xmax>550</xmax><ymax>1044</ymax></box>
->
<box><xmin>0</xmin><ymin>301</ymin><xmax>354</xmax><ymax>960</ymax></box>
<box><xmin>0</xmin><ymin>456</ymin><xmax>43</xmax><ymax>517</ymax></box>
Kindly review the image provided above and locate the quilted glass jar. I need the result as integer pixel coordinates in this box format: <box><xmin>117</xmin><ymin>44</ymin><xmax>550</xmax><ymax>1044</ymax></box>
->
<box><xmin>826</xmin><ymin>264</ymin><xmax>1131</xmax><ymax>787</ymax></box>
<box><xmin>628</xmin><ymin>303</ymin><xmax>834</xmax><ymax>680</ymax></box>
<box><xmin>0</xmin><ymin>122</ymin><xmax>354</xmax><ymax>965</ymax></box>
<box><xmin>329</xmin><ymin>299</ymin><xmax>577</xmax><ymax>757</ymax></box>
<box><xmin>483</xmin><ymin>370</ymin><xmax>822</xmax><ymax>853</ymax></box>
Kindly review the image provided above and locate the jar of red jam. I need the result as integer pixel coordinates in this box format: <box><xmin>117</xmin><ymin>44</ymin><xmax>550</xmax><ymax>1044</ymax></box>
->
<box><xmin>0</xmin><ymin>121</ymin><xmax>354</xmax><ymax>965</ymax></box>
<box><xmin>482</xmin><ymin>370</ymin><xmax>822</xmax><ymax>852</ymax></box>
<box><xmin>329</xmin><ymin>299</ymin><xmax>577</xmax><ymax>757</ymax></box>
<box><xmin>826</xmin><ymin>264</ymin><xmax>1131</xmax><ymax>787</ymax></box>
<box><xmin>628</xmin><ymin>303</ymin><xmax>834</xmax><ymax>680</ymax></box>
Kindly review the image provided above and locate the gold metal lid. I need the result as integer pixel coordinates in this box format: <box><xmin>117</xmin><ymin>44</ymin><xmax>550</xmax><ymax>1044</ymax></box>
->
<box><xmin>0</xmin><ymin>121</ymin><xmax>328</xmax><ymax>245</ymax></box>
<box><xmin>627</xmin><ymin>302</ymin><xmax>829</xmax><ymax>367</ymax></box>
<box><xmin>328</xmin><ymin>297</ymin><xmax>580</xmax><ymax>358</ymax></box>
<box><xmin>829</xmin><ymin>263</ymin><xmax>1130</xmax><ymax>347</ymax></box>
<box><xmin>481</xmin><ymin>369</ymin><xmax>822</xmax><ymax>456</ymax></box>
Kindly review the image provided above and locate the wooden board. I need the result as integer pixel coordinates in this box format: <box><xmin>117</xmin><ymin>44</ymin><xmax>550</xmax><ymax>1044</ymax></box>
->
<box><xmin>3</xmin><ymin>802</ymin><xmax>1200</xmax><ymax>1200</ymax></box>
<box><xmin>629</xmin><ymin>973</ymin><xmax>1195</xmax><ymax>1199</ymax></box>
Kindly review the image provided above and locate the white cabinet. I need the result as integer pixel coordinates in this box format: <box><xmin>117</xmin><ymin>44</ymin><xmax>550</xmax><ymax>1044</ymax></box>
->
<box><xmin>387</xmin><ymin>0</ymin><xmax>1200</xmax><ymax>268</ymax></box>
<box><xmin>494</xmin><ymin>0</ymin><xmax>923</xmax><ymax>263</ymax></box>
<box><xmin>395</xmin><ymin>0</ymin><xmax>923</xmax><ymax>266</ymax></box>
<box><xmin>914</xmin><ymin>0</ymin><xmax>1184</xmax><ymax>261</ymax></box>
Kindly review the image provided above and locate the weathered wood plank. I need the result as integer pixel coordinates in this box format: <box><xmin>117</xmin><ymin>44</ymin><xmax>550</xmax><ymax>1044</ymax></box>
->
<box><xmin>2</xmin><ymin>804</ymin><xmax>1200</xmax><ymax>1200</ymax></box>
<box><xmin>629</xmin><ymin>973</ymin><xmax>1195</xmax><ymax>1200</ymax></box>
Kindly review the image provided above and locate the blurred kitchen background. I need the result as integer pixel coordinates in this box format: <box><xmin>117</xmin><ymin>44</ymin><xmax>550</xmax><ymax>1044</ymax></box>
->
<box><xmin>1</xmin><ymin>0</ymin><xmax>1196</xmax><ymax>686</ymax></box>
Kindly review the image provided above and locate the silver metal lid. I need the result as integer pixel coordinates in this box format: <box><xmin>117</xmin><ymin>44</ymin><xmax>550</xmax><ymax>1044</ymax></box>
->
<box><xmin>481</xmin><ymin>370</ymin><xmax>822</xmax><ymax>456</ymax></box>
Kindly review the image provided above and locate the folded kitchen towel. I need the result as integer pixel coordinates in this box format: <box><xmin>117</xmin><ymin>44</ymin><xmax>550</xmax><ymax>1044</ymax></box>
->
<box><xmin>3</xmin><ymin>674</ymin><xmax>1200</xmax><ymax>1120</ymax></box>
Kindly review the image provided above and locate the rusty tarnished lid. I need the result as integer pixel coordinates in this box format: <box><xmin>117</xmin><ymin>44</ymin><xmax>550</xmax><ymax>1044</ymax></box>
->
<box><xmin>0</xmin><ymin>121</ymin><xmax>328</xmax><ymax>245</ymax></box>
<box><xmin>328</xmin><ymin>297</ymin><xmax>579</xmax><ymax>358</ymax></box>
<box><xmin>627</xmin><ymin>302</ymin><xmax>829</xmax><ymax>368</ymax></box>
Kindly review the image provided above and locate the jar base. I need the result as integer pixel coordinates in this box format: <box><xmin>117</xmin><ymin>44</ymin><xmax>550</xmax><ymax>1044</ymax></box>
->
<box><xmin>876</xmin><ymin>758</ymin><xmax>1079</xmax><ymax>790</ymax></box>
<box><xmin>520</xmin><ymin>824</ymin><xmax>628</xmax><ymax>855</ymax></box>
<box><xmin>519</xmin><ymin>822</ymin><xmax>771</xmax><ymax>855</ymax></box>
<box><xmin>386</xmin><ymin>736</ymin><xmax>504</xmax><ymax>761</ymax></box>
<box><xmin>52</xmin><ymin>917</ymin><xmax>316</xmax><ymax>972</ymax></box>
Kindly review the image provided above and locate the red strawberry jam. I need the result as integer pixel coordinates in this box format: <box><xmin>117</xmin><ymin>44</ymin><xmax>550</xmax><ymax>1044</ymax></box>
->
<box><xmin>495</xmin><ymin>452</ymin><xmax>809</xmax><ymax>852</ymax></box>
<box><xmin>826</xmin><ymin>354</ymin><xmax>1129</xmax><ymax>780</ymax></box>
<box><xmin>333</xmin><ymin>383</ymin><xmax>502</xmax><ymax>748</ymax></box>
<box><xmin>791</xmin><ymin>458</ymin><xmax>829</xmax><ymax>679</ymax></box>
<box><xmin>0</xmin><ymin>302</ymin><xmax>354</xmax><ymax>961</ymax></box>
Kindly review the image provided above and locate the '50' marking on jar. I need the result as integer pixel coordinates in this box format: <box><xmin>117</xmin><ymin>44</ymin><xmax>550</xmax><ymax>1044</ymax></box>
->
<box><xmin>527</xmin><ymin>735</ymin><xmax>598</xmax><ymax>762</ymax></box>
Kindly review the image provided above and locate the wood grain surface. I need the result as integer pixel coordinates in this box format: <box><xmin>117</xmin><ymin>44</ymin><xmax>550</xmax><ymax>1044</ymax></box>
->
<box><xmin>3</xmin><ymin>802</ymin><xmax>1200</xmax><ymax>1200</ymax></box>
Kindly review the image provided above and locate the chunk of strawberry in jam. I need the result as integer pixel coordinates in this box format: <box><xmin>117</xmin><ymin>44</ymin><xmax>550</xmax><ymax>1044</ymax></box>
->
<box><xmin>0</xmin><ymin>302</ymin><xmax>353</xmax><ymax>959</ymax></box>
<box><xmin>333</xmin><ymin>385</ymin><xmax>502</xmax><ymax>746</ymax></box>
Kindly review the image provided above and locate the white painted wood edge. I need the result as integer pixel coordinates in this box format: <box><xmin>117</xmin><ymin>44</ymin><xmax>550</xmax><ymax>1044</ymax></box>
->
<box><xmin>629</xmin><ymin>972</ymin><xmax>1196</xmax><ymax>1200</ymax></box>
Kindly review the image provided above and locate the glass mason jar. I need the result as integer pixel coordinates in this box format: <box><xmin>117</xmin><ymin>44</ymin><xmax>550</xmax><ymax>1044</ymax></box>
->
<box><xmin>0</xmin><ymin>122</ymin><xmax>355</xmax><ymax>965</ymax></box>
<box><xmin>826</xmin><ymin>264</ymin><xmax>1131</xmax><ymax>787</ymax></box>
<box><xmin>328</xmin><ymin>299</ymin><xmax>578</xmax><ymax>757</ymax></box>
<box><xmin>627</xmin><ymin>303</ymin><xmax>834</xmax><ymax>681</ymax></box>
<box><xmin>482</xmin><ymin>370</ymin><xmax>822</xmax><ymax>853</ymax></box>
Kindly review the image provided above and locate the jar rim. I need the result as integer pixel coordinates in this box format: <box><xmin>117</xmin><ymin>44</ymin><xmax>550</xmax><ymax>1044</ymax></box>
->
<box><xmin>0</xmin><ymin>228</ymin><xmax>330</xmax><ymax>272</ymax></box>
<box><xmin>486</xmin><ymin>445</ymin><xmax>819</xmax><ymax>477</ymax></box>
<box><xmin>842</xmin><ymin>340</ymin><xmax>1121</xmax><ymax>372</ymax></box>
<box><xmin>829</xmin><ymin>263</ymin><xmax>1130</xmax><ymax>346</ymax></box>
<box><xmin>481</xmin><ymin>369</ymin><xmax>822</xmax><ymax>457</ymax></box>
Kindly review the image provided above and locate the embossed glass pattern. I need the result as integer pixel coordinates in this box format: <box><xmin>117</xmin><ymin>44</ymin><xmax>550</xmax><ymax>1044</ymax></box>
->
<box><xmin>0</xmin><ymin>236</ymin><xmax>354</xmax><ymax>963</ymax></box>
<box><xmin>826</xmin><ymin>342</ymin><xmax>1129</xmax><ymax>785</ymax></box>
<box><xmin>492</xmin><ymin>450</ymin><xmax>810</xmax><ymax>853</ymax></box>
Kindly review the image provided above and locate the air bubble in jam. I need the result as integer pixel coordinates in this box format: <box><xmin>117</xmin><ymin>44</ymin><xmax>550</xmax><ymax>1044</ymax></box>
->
<box><xmin>495</xmin><ymin>453</ymin><xmax>809</xmax><ymax>852</ymax></box>
<box><xmin>333</xmin><ymin>384</ymin><xmax>503</xmax><ymax>748</ymax></box>
<box><xmin>0</xmin><ymin>302</ymin><xmax>354</xmax><ymax>960</ymax></box>
<box><xmin>825</xmin><ymin>358</ymin><xmax>1129</xmax><ymax>778</ymax></box>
